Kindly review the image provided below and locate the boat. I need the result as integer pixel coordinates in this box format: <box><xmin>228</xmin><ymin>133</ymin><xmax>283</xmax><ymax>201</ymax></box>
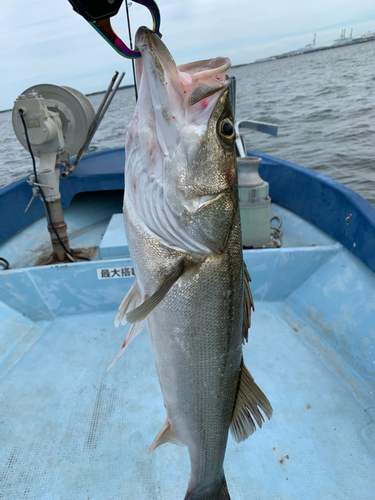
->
<box><xmin>1</xmin><ymin>78</ymin><xmax>374</xmax><ymax>498</ymax></box>
<box><xmin>1</xmin><ymin>3</ymin><xmax>374</xmax><ymax>499</ymax></box>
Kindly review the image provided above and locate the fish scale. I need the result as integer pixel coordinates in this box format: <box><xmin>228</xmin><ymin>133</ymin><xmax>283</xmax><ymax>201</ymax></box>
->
<box><xmin>114</xmin><ymin>26</ymin><xmax>272</xmax><ymax>499</ymax></box>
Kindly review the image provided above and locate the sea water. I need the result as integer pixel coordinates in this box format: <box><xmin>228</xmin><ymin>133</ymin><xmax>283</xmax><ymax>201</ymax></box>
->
<box><xmin>1</xmin><ymin>41</ymin><xmax>374</xmax><ymax>206</ymax></box>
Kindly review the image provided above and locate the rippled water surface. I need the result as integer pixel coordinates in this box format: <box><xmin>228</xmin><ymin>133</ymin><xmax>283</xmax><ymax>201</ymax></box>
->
<box><xmin>1</xmin><ymin>41</ymin><xmax>374</xmax><ymax>205</ymax></box>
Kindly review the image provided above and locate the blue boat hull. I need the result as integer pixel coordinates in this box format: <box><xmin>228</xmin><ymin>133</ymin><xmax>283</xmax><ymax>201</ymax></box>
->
<box><xmin>2</xmin><ymin>147</ymin><xmax>374</xmax><ymax>272</ymax></box>
<box><xmin>0</xmin><ymin>148</ymin><xmax>374</xmax><ymax>499</ymax></box>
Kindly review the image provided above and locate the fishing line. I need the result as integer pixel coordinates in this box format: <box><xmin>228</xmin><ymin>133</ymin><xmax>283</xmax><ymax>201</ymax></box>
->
<box><xmin>125</xmin><ymin>1</ymin><xmax>138</xmax><ymax>102</ymax></box>
<box><xmin>18</xmin><ymin>109</ymin><xmax>90</xmax><ymax>262</ymax></box>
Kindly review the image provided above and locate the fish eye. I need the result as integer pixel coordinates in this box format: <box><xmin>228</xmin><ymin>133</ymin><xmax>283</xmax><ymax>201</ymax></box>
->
<box><xmin>219</xmin><ymin>119</ymin><xmax>235</xmax><ymax>139</ymax></box>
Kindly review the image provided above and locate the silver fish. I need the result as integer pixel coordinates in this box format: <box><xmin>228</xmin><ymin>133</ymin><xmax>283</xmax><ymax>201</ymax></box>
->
<box><xmin>113</xmin><ymin>26</ymin><xmax>272</xmax><ymax>500</ymax></box>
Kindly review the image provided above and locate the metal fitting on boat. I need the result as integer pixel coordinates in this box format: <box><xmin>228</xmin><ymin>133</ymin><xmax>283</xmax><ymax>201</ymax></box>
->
<box><xmin>12</xmin><ymin>84</ymin><xmax>98</xmax><ymax>264</ymax></box>
<box><xmin>238</xmin><ymin>156</ymin><xmax>272</xmax><ymax>248</ymax></box>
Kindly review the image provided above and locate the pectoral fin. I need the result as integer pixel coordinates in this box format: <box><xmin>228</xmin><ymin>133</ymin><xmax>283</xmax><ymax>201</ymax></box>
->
<box><xmin>125</xmin><ymin>258</ymin><xmax>187</xmax><ymax>324</ymax></box>
<box><xmin>243</xmin><ymin>263</ymin><xmax>254</xmax><ymax>344</ymax></box>
<box><xmin>149</xmin><ymin>419</ymin><xmax>182</xmax><ymax>454</ymax></box>
<box><xmin>230</xmin><ymin>358</ymin><xmax>272</xmax><ymax>443</ymax></box>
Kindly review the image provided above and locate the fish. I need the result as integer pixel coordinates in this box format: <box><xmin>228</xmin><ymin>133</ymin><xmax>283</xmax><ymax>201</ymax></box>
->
<box><xmin>112</xmin><ymin>26</ymin><xmax>272</xmax><ymax>500</ymax></box>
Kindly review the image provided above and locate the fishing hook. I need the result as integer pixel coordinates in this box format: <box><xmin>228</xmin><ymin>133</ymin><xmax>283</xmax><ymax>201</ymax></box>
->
<box><xmin>68</xmin><ymin>0</ymin><xmax>161</xmax><ymax>59</ymax></box>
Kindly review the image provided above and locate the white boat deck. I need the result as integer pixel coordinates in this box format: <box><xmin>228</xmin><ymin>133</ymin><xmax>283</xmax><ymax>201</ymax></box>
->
<box><xmin>0</xmin><ymin>193</ymin><xmax>374</xmax><ymax>499</ymax></box>
<box><xmin>0</xmin><ymin>302</ymin><xmax>374</xmax><ymax>500</ymax></box>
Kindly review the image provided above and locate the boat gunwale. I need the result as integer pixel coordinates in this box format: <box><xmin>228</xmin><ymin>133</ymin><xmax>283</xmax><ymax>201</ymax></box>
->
<box><xmin>253</xmin><ymin>149</ymin><xmax>375</xmax><ymax>273</ymax></box>
<box><xmin>1</xmin><ymin>146</ymin><xmax>375</xmax><ymax>273</ymax></box>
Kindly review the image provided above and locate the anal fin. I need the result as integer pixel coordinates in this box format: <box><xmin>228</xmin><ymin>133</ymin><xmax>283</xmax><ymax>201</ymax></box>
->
<box><xmin>230</xmin><ymin>358</ymin><xmax>272</xmax><ymax>443</ymax></box>
<box><xmin>149</xmin><ymin>419</ymin><xmax>182</xmax><ymax>454</ymax></box>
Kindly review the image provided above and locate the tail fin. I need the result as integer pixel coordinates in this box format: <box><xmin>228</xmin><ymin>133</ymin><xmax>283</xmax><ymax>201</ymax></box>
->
<box><xmin>184</xmin><ymin>475</ymin><xmax>230</xmax><ymax>500</ymax></box>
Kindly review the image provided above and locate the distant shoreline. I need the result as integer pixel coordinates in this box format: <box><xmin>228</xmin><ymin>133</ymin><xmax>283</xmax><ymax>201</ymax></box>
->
<box><xmin>253</xmin><ymin>35</ymin><xmax>375</xmax><ymax>64</ymax></box>
<box><xmin>0</xmin><ymin>84</ymin><xmax>136</xmax><ymax>113</ymax></box>
<box><xmin>86</xmin><ymin>83</ymin><xmax>134</xmax><ymax>96</ymax></box>
<box><xmin>1</xmin><ymin>38</ymin><xmax>373</xmax><ymax>112</ymax></box>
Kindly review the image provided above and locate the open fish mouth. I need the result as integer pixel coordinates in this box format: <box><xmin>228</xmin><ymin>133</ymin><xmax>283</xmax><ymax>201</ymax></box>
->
<box><xmin>134</xmin><ymin>26</ymin><xmax>231</xmax><ymax>111</ymax></box>
<box><xmin>124</xmin><ymin>27</ymin><xmax>236</xmax><ymax>255</ymax></box>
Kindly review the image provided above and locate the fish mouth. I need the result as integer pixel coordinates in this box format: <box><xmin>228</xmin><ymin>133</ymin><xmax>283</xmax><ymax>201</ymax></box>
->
<box><xmin>132</xmin><ymin>26</ymin><xmax>231</xmax><ymax>158</ymax></box>
<box><xmin>134</xmin><ymin>26</ymin><xmax>230</xmax><ymax>106</ymax></box>
<box><xmin>135</xmin><ymin>26</ymin><xmax>179</xmax><ymax>88</ymax></box>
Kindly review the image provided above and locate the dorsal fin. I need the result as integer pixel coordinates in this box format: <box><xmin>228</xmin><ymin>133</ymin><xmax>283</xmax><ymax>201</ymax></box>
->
<box><xmin>230</xmin><ymin>358</ymin><xmax>272</xmax><ymax>443</ymax></box>
<box><xmin>149</xmin><ymin>419</ymin><xmax>182</xmax><ymax>454</ymax></box>
<box><xmin>243</xmin><ymin>263</ymin><xmax>254</xmax><ymax>344</ymax></box>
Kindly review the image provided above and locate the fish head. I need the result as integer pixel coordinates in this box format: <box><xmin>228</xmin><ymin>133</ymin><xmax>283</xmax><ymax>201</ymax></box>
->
<box><xmin>126</xmin><ymin>27</ymin><xmax>237</xmax><ymax>255</ymax></box>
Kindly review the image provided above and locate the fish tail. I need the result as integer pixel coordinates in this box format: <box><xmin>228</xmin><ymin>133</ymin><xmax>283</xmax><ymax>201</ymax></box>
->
<box><xmin>184</xmin><ymin>475</ymin><xmax>230</xmax><ymax>500</ymax></box>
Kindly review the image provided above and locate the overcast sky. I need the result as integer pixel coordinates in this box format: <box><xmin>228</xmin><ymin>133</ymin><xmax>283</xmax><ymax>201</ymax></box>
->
<box><xmin>1</xmin><ymin>0</ymin><xmax>374</xmax><ymax>110</ymax></box>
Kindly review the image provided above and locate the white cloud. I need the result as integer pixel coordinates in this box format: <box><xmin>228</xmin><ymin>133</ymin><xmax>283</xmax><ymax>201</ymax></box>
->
<box><xmin>1</xmin><ymin>0</ymin><xmax>374</xmax><ymax>109</ymax></box>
